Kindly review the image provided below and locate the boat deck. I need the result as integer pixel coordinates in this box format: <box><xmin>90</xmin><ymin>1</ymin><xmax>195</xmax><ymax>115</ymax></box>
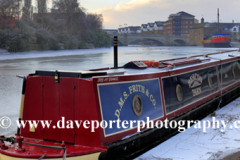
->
<box><xmin>0</xmin><ymin>138</ymin><xmax>104</xmax><ymax>158</ymax></box>
<box><xmin>91</xmin><ymin>50</ymin><xmax>240</xmax><ymax>77</ymax></box>
<box><xmin>34</xmin><ymin>50</ymin><xmax>240</xmax><ymax>79</ymax></box>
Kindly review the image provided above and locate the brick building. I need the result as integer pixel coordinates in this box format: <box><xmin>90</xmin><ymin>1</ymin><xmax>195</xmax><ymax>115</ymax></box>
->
<box><xmin>163</xmin><ymin>11</ymin><xmax>195</xmax><ymax>35</ymax></box>
<box><xmin>188</xmin><ymin>22</ymin><xmax>213</xmax><ymax>46</ymax></box>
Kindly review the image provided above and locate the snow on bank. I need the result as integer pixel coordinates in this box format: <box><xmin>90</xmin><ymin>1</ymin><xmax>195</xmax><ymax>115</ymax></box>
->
<box><xmin>0</xmin><ymin>49</ymin><xmax>7</xmax><ymax>53</ymax></box>
<box><xmin>135</xmin><ymin>97</ymin><xmax>240</xmax><ymax>160</ymax></box>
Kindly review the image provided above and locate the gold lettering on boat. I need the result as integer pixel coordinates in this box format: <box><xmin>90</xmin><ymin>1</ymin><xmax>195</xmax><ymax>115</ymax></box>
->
<box><xmin>192</xmin><ymin>87</ymin><xmax>202</xmax><ymax>96</ymax></box>
<box><xmin>188</xmin><ymin>73</ymin><xmax>203</xmax><ymax>88</ymax></box>
<box><xmin>115</xmin><ymin>84</ymin><xmax>156</xmax><ymax>119</ymax></box>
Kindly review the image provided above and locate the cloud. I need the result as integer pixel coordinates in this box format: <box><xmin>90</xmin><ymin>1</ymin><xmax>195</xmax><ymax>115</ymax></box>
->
<box><xmin>114</xmin><ymin>0</ymin><xmax>150</xmax><ymax>12</ymax></box>
<box><xmin>93</xmin><ymin>0</ymin><xmax>240</xmax><ymax>29</ymax></box>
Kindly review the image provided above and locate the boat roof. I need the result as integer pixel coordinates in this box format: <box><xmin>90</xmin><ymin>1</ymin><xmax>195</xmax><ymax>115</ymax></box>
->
<box><xmin>205</xmin><ymin>34</ymin><xmax>230</xmax><ymax>37</ymax></box>
<box><xmin>34</xmin><ymin>50</ymin><xmax>240</xmax><ymax>79</ymax></box>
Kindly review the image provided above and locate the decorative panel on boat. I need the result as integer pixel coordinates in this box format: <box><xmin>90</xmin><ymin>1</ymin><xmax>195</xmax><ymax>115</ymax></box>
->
<box><xmin>97</xmin><ymin>78</ymin><xmax>163</xmax><ymax>137</ymax></box>
<box><xmin>162</xmin><ymin>66</ymin><xmax>219</xmax><ymax>115</ymax></box>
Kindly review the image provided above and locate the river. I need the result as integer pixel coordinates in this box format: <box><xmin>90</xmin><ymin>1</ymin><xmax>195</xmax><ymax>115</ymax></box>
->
<box><xmin>0</xmin><ymin>46</ymin><xmax>237</xmax><ymax>136</ymax></box>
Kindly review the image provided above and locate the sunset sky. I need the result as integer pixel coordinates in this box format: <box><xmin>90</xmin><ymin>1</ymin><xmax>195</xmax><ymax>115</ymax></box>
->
<box><xmin>51</xmin><ymin>0</ymin><xmax>240</xmax><ymax>29</ymax></box>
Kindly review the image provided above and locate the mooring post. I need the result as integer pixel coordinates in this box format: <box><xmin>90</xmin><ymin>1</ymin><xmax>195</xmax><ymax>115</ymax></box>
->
<box><xmin>114</xmin><ymin>36</ymin><xmax>118</xmax><ymax>69</ymax></box>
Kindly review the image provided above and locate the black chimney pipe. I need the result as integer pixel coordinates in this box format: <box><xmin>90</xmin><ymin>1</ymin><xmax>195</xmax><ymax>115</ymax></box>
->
<box><xmin>113</xmin><ymin>36</ymin><xmax>118</xmax><ymax>69</ymax></box>
<box><xmin>217</xmin><ymin>8</ymin><xmax>219</xmax><ymax>33</ymax></box>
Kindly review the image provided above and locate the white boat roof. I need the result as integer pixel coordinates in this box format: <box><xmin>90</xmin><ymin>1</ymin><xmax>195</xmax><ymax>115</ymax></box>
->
<box><xmin>99</xmin><ymin>50</ymin><xmax>240</xmax><ymax>77</ymax></box>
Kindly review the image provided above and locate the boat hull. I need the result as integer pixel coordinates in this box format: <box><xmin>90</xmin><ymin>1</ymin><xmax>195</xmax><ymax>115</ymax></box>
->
<box><xmin>100</xmin><ymin>82</ymin><xmax>240</xmax><ymax>160</ymax></box>
<box><xmin>203</xmin><ymin>42</ymin><xmax>231</xmax><ymax>47</ymax></box>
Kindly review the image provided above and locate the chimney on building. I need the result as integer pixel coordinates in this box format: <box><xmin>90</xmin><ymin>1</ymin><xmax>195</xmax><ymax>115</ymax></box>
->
<box><xmin>201</xmin><ymin>17</ymin><xmax>204</xmax><ymax>23</ymax></box>
<box><xmin>233</xmin><ymin>20</ymin><xmax>234</xmax><ymax>23</ymax></box>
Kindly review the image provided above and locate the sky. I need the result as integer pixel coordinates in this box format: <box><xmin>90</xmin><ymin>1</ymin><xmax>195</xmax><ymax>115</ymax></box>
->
<box><xmin>42</xmin><ymin>0</ymin><xmax>240</xmax><ymax>29</ymax></box>
<box><xmin>78</xmin><ymin>0</ymin><xmax>240</xmax><ymax>29</ymax></box>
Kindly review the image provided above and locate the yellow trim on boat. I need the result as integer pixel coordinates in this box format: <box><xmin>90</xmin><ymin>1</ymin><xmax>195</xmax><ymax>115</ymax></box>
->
<box><xmin>18</xmin><ymin>94</ymin><xmax>25</xmax><ymax>119</ymax></box>
<box><xmin>0</xmin><ymin>152</ymin><xmax>101</xmax><ymax>160</ymax></box>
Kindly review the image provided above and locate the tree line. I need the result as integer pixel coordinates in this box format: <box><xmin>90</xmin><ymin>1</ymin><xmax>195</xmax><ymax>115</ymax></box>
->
<box><xmin>0</xmin><ymin>0</ymin><xmax>111</xmax><ymax>52</ymax></box>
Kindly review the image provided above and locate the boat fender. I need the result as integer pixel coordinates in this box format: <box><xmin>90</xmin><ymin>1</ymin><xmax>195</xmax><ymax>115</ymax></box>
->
<box><xmin>141</xmin><ymin>60</ymin><xmax>152</xmax><ymax>67</ymax></box>
<box><xmin>141</xmin><ymin>60</ymin><xmax>159</xmax><ymax>68</ymax></box>
<box><xmin>151</xmin><ymin>61</ymin><xmax>159</xmax><ymax>67</ymax></box>
<box><xmin>167</xmin><ymin>65</ymin><xmax>174</xmax><ymax>69</ymax></box>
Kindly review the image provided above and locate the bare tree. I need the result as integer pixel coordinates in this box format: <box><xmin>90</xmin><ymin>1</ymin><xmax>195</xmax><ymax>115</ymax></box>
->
<box><xmin>86</xmin><ymin>13</ymin><xmax>103</xmax><ymax>30</ymax></box>
<box><xmin>37</xmin><ymin>0</ymin><xmax>47</xmax><ymax>14</ymax></box>
<box><xmin>53</xmin><ymin>0</ymin><xmax>82</xmax><ymax>13</ymax></box>
<box><xmin>0</xmin><ymin>0</ymin><xmax>22</xmax><ymax>18</ymax></box>
<box><xmin>0</xmin><ymin>0</ymin><xmax>22</xmax><ymax>29</ymax></box>
<box><xmin>22</xmin><ymin>0</ymin><xmax>32</xmax><ymax>20</ymax></box>
<box><xmin>52</xmin><ymin>0</ymin><xmax>85</xmax><ymax>34</ymax></box>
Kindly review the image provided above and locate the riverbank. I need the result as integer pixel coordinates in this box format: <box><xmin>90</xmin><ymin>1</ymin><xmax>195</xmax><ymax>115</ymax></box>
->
<box><xmin>0</xmin><ymin>49</ymin><xmax>7</xmax><ymax>53</ymax></box>
<box><xmin>135</xmin><ymin>97</ymin><xmax>240</xmax><ymax>160</ymax></box>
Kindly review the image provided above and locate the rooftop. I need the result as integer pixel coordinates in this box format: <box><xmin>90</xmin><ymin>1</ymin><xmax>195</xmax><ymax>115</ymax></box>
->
<box><xmin>169</xmin><ymin>11</ymin><xmax>195</xmax><ymax>18</ymax></box>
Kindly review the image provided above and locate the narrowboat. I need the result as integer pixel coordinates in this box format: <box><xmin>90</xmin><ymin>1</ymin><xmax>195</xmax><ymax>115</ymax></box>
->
<box><xmin>1</xmin><ymin>40</ymin><xmax>240</xmax><ymax>160</ymax></box>
<box><xmin>203</xmin><ymin>34</ymin><xmax>231</xmax><ymax>47</ymax></box>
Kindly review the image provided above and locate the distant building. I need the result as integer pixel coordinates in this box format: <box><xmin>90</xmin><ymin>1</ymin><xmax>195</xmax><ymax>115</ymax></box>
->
<box><xmin>126</xmin><ymin>26</ymin><xmax>141</xmax><ymax>34</ymax></box>
<box><xmin>230</xmin><ymin>25</ymin><xmax>239</xmax><ymax>33</ymax></box>
<box><xmin>102</xmin><ymin>29</ymin><xmax>118</xmax><ymax>34</ymax></box>
<box><xmin>153</xmin><ymin>21</ymin><xmax>163</xmax><ymax>30</ymax></box>
<box><xmin>163</xmin><ymin>11</ymin><xmax>195</xmax><ymax>35</ymax></box>
<box><xmin>189</xmin><ymin>18</ymin><xmax>240</xmax><ymax>45</ymax></box>
<box><xmin>118</xmin><ymin>27</ymin><xmax>128</xmax><ymax>34</ymax></box>
<box><xmin>189</xmin><ymin>22</ymin><xmax>213</xmax><ymax>46</ymax></box>
<box><xmin>141</xmin><ymin>24</ymin><xmax>147</xmax><ymax>32</ymax></box>
<box><xmin>118</xmin><ymin>28</ymin><xmax>125</xmax><ymax>34</ymax></box>
<box><xmin>123</xmin><ymin>27</ymin><xmax>128</xmax><ymax>34</ymax></box>
<box><xmin>229</xmin><ymin>25</ymin><xmax>240</xmax><ymax>41</ymax></box>
<box><xmin>153</xmin><ymin>21</ymin><xmax>164</xmax><ymax>35</ymax></box>
<box><xmin>147</xmin><ymin>23</ymin><xmax>154</xmax><ymax>31</ymax></box>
